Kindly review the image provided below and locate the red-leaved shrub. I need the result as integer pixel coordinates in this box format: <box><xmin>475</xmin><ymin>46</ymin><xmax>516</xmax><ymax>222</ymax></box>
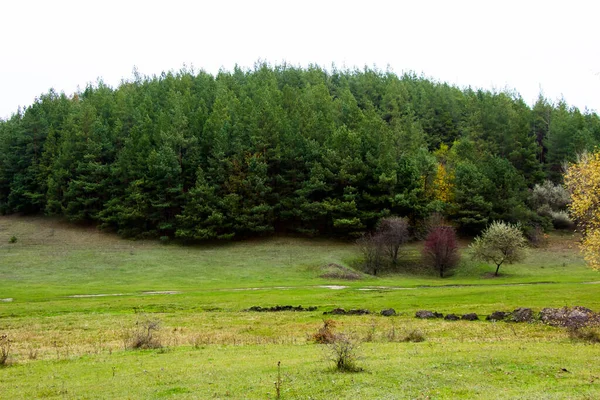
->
<box><xmin>422</xmin><ymin>226</ymin><xmax>460</xmax><ymax>278</ymax></box>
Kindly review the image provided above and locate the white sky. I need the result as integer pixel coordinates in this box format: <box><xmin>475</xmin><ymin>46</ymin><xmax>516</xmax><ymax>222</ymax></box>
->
<box><xmin>1</xmin><ymin>0</ymin><xmax>599</xmax><ymax>120</ymax></box>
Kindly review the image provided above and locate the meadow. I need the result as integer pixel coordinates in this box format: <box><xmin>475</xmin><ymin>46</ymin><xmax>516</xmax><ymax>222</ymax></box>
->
<box><xmin>1</xmin><ymin>216</ymin><xmax>600</xmax><ymax>399</ymax></box>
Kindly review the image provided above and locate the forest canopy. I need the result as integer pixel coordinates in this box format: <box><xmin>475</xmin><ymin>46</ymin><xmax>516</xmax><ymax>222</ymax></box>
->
<box><xmin>1</xmin><ymin>64</ymin><xmax>598</xmax><ymax>240</ymax></box>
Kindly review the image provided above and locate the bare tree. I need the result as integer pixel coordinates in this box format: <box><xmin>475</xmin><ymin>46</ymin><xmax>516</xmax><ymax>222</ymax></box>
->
<box><xmin>376</xmin><ymin>217</ymin><xmax>410</xmax><ymax>265</ymax></box>
<box><xmin>356</xmin><ymin>232</ymin><xmax>385</xmax><ymax>276</ymax></box>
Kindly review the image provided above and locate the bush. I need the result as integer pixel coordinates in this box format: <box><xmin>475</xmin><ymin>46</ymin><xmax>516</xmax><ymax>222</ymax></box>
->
<box><xmin>8</xmin><ymin>236</ymin><xmax>16</xmax><ymax>244</ymax></box>
<box><xmin>327</xmin><ymin>333</ymin><xmax>362</xmax><ymax>372</ymax></box>
<box><xmin>549</xmin><ymin>210</ymin><xmax>575</xmax><ymax>230</ymax></box>
<box><xmin>531</xmin><ymin>180</ymin><xmax>571</xmax><ymax>210</ymax></box>
<box><xmin>422</xmin><ymin>225</ymin><xmax>460</xmax><ymax>278</ymax></box>
<box><xmin>123</xmin><ymin>315</ymin><xmax>162</xmax><ymax>349</ymax></box>
<box><xmin>312</xmin><ymin>320</ymin><xmax>337</xmax><ymax>344</ymax></box>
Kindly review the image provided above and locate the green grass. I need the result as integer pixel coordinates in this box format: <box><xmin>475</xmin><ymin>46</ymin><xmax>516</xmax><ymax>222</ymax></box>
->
<box><xmin>1</xmin><ymin>215</ymin><xmax>600</xmax><ymax>399</ymax></box>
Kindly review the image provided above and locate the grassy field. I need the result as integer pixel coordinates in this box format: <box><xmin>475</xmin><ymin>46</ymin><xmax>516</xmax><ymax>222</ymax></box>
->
<box><xmin>1</xmin><ymin>215</ymin><xmax>600</xmax><ymax>399</ymax></box>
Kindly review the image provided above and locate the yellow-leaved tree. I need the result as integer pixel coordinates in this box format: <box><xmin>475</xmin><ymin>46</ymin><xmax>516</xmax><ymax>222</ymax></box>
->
<box><xmin>564</xmin><ymin>151</ymin><xmax>600</xmax><ymax>270</ymax></box>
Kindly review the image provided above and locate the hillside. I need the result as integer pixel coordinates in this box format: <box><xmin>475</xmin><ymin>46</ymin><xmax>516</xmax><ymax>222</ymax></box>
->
<box><xmin>1</xmin><ymin>64</ymin><xmax>598</xmax><ymax>240</ymax></box>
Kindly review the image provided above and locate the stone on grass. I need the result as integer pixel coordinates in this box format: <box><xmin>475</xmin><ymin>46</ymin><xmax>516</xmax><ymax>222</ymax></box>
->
<box><xmin>444</xmin><ymin>314</ymin><xmax>460</xmax><ymax>321</ymax></box>
<box><xmin>510</xmin><ymin>308</ymin><xmax>534</xmax><ymax>322</ymax></box>
<box><xmin>416</xmin><ymin>310</ymin><xmax>443</xmax><ymax>319</ymax></box>
<box><xmin>381</xmin><ymin>308</ymin><xmax>396</xmax><ymax>317</ymax></box>
<box><xmin>461</xmin><ymin>313</ymin><xmax>479</xmax><ymax>321</ymax></box>
<box><xmin>539</xmin><ymin>306</ymin><xmax>598</xmax><ymax>328</ymax></box>
<box><xmin>486</xmin><ymin>311</ymin><xmax>508</xmax><ymax>321</ymax></box>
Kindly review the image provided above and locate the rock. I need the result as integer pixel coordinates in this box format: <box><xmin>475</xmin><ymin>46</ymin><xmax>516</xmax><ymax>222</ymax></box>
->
<box><xmin>461</xmin><ymin>313</ymin><xmax>479</xmax><ymax>321</ymax></box>
<box><xmin>415</xmin><ymin>310</ymin><xmax>435</xmax><ymax>319</ymax></box>
<box><xmin>540</xmin><ymin>306</ymin><xmax>598</xmax><ymax>328</ymax></box>
<box><xmin>347</xmin><ymin>309</ymin><xmax>371</xmax><ymax>315</ymax></box>
<box><xmin>247</xmin><ymin>305</ymin><xmax>318</xmax><ymax>312</ymax></box>
<box><xmin>566</xmin><ymin>306</ymin><xmax>595</xmax><ymax>326</ymax></box>
<box><xmin>510</xmin><ymin>308</ymin><xmax>534</xmax><ymax>322</ymax></box>
<box><xmin>486</xmin><ymin>311</ymin><xmax>508</xmax><ymax>321</ymax></box>
<box><xmin>444</xmin><ymin>314</ymin><xmax>460</xmax><ymax>321</ymax></box>
<box><xmin>415</xmin><ymin>310</ymin><xmax>443</xmax><ymax>319</ymax></box>
<box><xmin>381</xmin><ymin>308</ymin><xmax>396</xmax><ymax>317</ymax></box>
<box><xmin>323</xmin><ymin>308</ymin><xmax>371</xmax><ymax>315</ymax></box>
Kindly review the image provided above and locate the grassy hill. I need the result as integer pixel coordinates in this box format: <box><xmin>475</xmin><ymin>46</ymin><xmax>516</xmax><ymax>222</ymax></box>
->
<box><xmin>1</xmin><ymin>216</ymin><xmax>600</xmax><ymax>399</ymax></box>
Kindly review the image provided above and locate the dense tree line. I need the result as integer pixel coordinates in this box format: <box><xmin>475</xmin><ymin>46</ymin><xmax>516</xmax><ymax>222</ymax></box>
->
<box><xmin>1</xmin><ymin>64</ymin><xmax>598</xmax><ymax>240</ymax></box>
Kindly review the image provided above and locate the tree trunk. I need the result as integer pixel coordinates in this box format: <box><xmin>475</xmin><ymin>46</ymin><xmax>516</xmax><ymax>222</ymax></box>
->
<box><xmin>495</xmin><ymin>264</ymin><xmax>501</xmax><ymax>276</ymax></box>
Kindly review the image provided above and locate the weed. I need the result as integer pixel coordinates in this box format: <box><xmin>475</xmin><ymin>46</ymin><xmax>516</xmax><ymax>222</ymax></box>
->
<box><xmin>363</xmin><ymin>319</ymin><xmax>377</xmax><ymax>342</ymax></box>
<box><xmin>386</xmin><ymin>324</ymin><xmax>397</xmax><ymax>342</ymax></box>
<box><xmin>8</xmin><ymin>235</ymin><xmax>17</xmax><ymax>244</ymax></box>
<box><xmin>0</xmin><ymin>334</ymin><xmax>10</xmax><ymax>366</ymax></box>
<box><xmin>402</xmin><ymin>329</ymin><xmax>426</xmax><ymax>343</ymax></box>
<box><xmin>569</xmin><ymin>327</ymin><xmax>600</xmax><ymax>343</ymax></box>
<box><xmin>274</xmin><ymin>361</ymin><xmax>282</xmax><ymax>399</ymax></box>
<box><xmin>190</xmin><ymin>333</ymin><xmax>208</xmax><ymax>348</ymax></box>
<box><xmin>27</xmin><ymin>345</ymin><xmax>38</xmax><ymax>360</ymax></box>
<box><xmin>312</xmin><ymin>320</ymin><xmax>336</xmax><ymax>344</ymax></box>
<box><xmin>327</xmin><ymin>333</ymin><xmax>363</xmax><ymax>372</ymax></box>
<box><xmin>124</xmin><ymin>315</ymin><xmax>163</xmax><ymax>350</ymax></box>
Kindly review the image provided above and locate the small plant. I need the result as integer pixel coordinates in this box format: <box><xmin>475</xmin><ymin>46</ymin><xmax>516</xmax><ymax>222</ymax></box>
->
<box><xmin>402</xmin><ymin>329</ymin><xmax>426</xmax><ymax>343</ymax></box>
<box><xmin>363</xmin><ymin>319</ymin><xmax>377</xmax><ymax>342</ymax></box>
<box><xmin>8</xmin><ymin>236</ymin><xmax>17</xmax><ymax>244</ymax></box>
<box><xmin>0</xmin><ymin>334</ymin><xmax>11</xmax><ymax>366</ymax></box>
<box><xmin>274</xmin><ymin>361</ymin><xmax>282</xmax><ymax>399</ymax></box>
<box><xmin>386</xmin><ymin>324</ymin><xmax>397</xmax><ymax>342</ymax></box>
<box><xmin>327</xmin><ymin>333</ymin><xmax>362</xmax><ymax>372</ymax></box>
<box><xmin>159</xmin><ymin>235</ymin><xmax>170</xmax><ymax>244</ymax></box>
<box><xmin>312</xmin><ymin>320</ymin><xmax>336</xmax><ymax>344</ymax></box>
<box><xmin>124</xmin><ymin>315</ymin><xmax>162</xmax><ymax>350</ymax></box>
<box><xmin>27</xmin><ymin>345</ymin><xmax>39</xmax><ymax>360</ymax></box>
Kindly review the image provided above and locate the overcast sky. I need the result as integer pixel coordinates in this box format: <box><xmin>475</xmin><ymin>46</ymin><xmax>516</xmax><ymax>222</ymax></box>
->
<box><xmin>1</xmin><ymin>0</ymin><xmax>599</xmax><ymax>120</ymax></box>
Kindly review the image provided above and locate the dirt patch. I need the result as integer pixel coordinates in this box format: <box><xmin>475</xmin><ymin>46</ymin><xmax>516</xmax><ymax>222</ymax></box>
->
<box><xmin>67</xmin><ymin>293</ymin><xmax>124</xmax><ymax>298</ymax></box>
<box><xmin>319</xmin><ymin>263</ymin><xmax>363</xmax><ymax>280</ymax></box>
<box><xmin>0</xmin><ymin>298</ymin><xmax>13</xmax><ymax>302</ymax></box>
<box><xmin>318</xmin><ymin>285</ymin><xmax>348</xmax><ymax>290</ymax></box>
<box><xmin>481</xmin><ymin>272</ymin><xmax>500</xmax><ymax>279</ymax></box>
<box><xmin>229</xmin><ymin>287</ymin><xmax>292</xmax><ymax>291</ymax></box>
